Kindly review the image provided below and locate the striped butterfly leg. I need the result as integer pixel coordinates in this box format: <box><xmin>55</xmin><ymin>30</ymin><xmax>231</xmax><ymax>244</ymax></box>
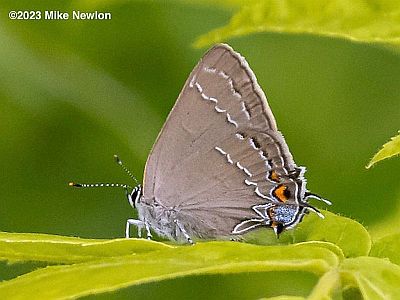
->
<box><xmin>174</xmin><ymin>219</ymin><xmax>194</xmax><ymax>245</ymax></box>
<box><xmin>125</xmin><ymin>219</ymin><xmax>153</xmax><ymax>239</ymax></box>
<box><xmin>126</xmin><ymin>219</ymin><xmax>144</xmax><ymax>238</ymax></box>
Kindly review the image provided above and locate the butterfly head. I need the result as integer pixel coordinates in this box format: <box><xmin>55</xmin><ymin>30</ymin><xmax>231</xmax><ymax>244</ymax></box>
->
<box><xmin>113</xmin><ymin>155</ymin><xmax>143</xmax><ymax>208</ymax></box>
<box><xmin>127</xmin><ymin>184</ymin><xmax>142</xmax><ymax>208</ymax></box>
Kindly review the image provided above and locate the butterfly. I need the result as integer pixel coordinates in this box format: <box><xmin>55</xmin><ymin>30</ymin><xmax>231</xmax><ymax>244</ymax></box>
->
<box><xmin>71</xmin><ymin>44</ymin><xmax>330</xmax><ymax>243</ymax></box>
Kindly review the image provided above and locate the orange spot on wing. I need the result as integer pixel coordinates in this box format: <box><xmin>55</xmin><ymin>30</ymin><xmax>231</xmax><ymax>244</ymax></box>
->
<box><xmin>273</xmin><ymin>185</ymin><xmax>288</xmax><ymax>203</ymax></box>
<box><xmin>270</xmin><ymin>170</ymin><xmax>280</xmax><ymax>182</ymax></box>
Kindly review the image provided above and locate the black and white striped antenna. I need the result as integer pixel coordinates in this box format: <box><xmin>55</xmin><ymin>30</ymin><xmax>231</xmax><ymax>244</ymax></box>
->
<box><xmin>69</xmin><ymin>155</ymin><xmax>139</xmax><ymax>190</ymax></box>
<box><xmin>69</xmin><ymin>182</ymin><xmax>132</xmax><ymax>189</ymax></box>
<box><xmin>113</xmin><ymin>155</ymin><xmax>139</xmax><ymax>185</ymax></box>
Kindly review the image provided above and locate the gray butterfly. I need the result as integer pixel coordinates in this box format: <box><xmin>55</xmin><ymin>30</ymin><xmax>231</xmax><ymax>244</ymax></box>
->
<box><xmin>71</xmin><ymin>44</ymin><xmax>330</xmax><ymax>243</ymax></box>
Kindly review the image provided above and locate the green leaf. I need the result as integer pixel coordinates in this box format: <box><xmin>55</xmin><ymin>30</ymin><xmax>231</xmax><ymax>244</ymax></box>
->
<box><xmin>308</xmin><ymin>270</ymin><xmax>341</xmax><ymax>300</ymax></box>
<box><xmin>366</xmin><ymin>131</ymin><xmax>400</xmax><ymax>168</ymax></box>
<box><xmin>194</xmin><ymin>0</ymin><xmax>400</xmax><ymax>48</ymax></box>
<box><xmin>0</xmin><ymin>232</ymin><xmax>171</xmax><ymax>264</ymax></box>
<box><xmin>0</xmin><ymin>242</ymin><xmax>340</xmax><ymax>299</ymax></box>
<box><xmin>370</xmin><ymin>232</ymin><xmax>400</xmax><ymax>266</ymax></box>
<box><xmin>244</xmin><ymin>210</ymin><xmax>371</xmax><ymax>258</ymax></box>
<box><xmin>340</xmin><ymin>256</ymin><xmax>400</xmax><ymax>299</ymax></box>
<box><xmin>297</xmin><ymin>211</ymin><xmax>371</xmax><ymax>258</ymax></box>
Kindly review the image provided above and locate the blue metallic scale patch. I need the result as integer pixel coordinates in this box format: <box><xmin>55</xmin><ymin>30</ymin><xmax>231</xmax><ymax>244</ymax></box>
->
<box><xmin>273</xmin><ymin>205</ymin><xmax>297</xmax><ymax>224</ymax></box>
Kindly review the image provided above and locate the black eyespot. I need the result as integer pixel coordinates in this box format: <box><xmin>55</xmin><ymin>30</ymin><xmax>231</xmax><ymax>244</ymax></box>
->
<box><xmin>283</xmin><ymin>187</ymin><xmax>291</xmax><ymax>199</ymax></box>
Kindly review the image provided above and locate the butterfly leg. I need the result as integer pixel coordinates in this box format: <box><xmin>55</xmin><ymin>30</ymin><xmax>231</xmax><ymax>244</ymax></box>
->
<box><xmin>174</xmin><ymin>219</ymin><xmax>194</xmax><ymax>244</ymax></box>
<box><xmin>230</xmin><ymin>236</ymin><xmax>243</xmax><ymax>242</ymax></box>
<box><xmin>126</xmin><ymin>219</ymin><xmax>145</xmax><ymax>238</ymax></box>
<box><xmin>144</xmin><ymin>221</ymin><xmax>153</xmax><ymax>240</ymax></box>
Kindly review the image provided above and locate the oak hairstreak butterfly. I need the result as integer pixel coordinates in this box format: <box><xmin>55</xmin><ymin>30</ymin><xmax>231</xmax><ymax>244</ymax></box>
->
<box><xmin>70</xmin><ymin>44</ymin><xmax>331</xmax><ymax>243</ymax></box>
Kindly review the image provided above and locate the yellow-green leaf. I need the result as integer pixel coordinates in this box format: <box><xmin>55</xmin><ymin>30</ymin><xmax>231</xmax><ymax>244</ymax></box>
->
<box><xmin>340</xmin><ymin>256</ymin><xmax>400</xmax><ymax>299</ymax></box>
<box><xmin>0</xmin><ymin>232</ymin><xmax>172</xmax><ymax>264</ymax></box>
<box><xmin>308</xmin><ymin>270</ymin><xmax>341</xmax><ymax>300</ymax></box>
<box><xmin>0</xmin><ymin>242</ymin><xmax>340</xmax><ymax>299</ymax></box>
<box><xmin>244</xmin><ymin>210</ymin><xmax>371</xmax><ymax>258</ymax></box>
<box><xmin>370</xmin><ymin>232</ymin><xmax>400</xmax><ymax>266</ymax></box>
<box><xmin>366</xmin><ymin>131</ymin><xmax>400</xmax><ymax>168</ymax></box>
<box><xmin>296</xmin><ymin>211</ymin><xmax>371</xmax><ymax>258</ymax></box>
<box><xmin>194</xmin><ymin>0</ymin><xmax>400</xmax><ymax>48</ymax></box>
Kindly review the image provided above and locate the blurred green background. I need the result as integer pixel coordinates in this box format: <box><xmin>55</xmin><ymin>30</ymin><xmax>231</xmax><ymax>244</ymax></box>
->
<box><xmin>0</xmin><ymin>0</ymin><xmax>399</xmax><ymax>297</ymax></box>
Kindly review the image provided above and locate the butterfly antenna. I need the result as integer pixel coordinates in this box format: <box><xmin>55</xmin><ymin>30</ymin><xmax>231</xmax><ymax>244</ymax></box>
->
<box><xmin>114</xmin><ymin>155</ymin><xmax>139</xmax><ymax>186</ymax></box>
<box><xmin>305</xmin><ymin>191</ymin><xmax>332</xmax><ymax>205</ymax></box>
<box><xmin>302</xmin><ymin>203</ymin><xmax>325</xmax><ymax>219</ymax></box>
<box><xmin>69</xmin><ymin>182</ymin><xmax>132</xmax><ymax>189</ymax></box>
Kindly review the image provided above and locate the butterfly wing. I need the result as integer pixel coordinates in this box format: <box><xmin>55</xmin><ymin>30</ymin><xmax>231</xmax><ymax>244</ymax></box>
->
<box><xmin>142</xmin><ymin>44</ymin><xmax>303</xmax><ymax>238</ymax></box>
